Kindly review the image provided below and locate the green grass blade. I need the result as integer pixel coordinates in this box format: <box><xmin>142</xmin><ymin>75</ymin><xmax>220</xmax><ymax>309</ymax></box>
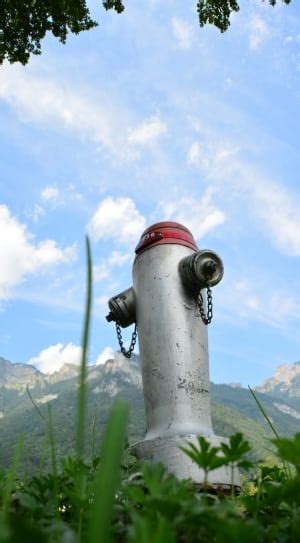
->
<box><xmin>76</xmin><ymin>236</ymin><xmax>93</xmax><ymax>461</ymax></box>
<box><xmin>89</xmin><ymin>400</ymin><xmax>129</xmax><ymax>543</ymax></box>
<box><xmin>248</xmin><ymin>386</ymin><xmax>292</xmax><ymax>478</ymax></box>
<box><xmin>38</xmin><ymin>435</ymin><xmax>49</xmax><ymax>477</ymax></box>
<box><xmin>26</xmin><ymin>385</ymin><xmax>45</xmax><ymax>420</ymax></box>
<box><xmin>2</xmin><ymin>434</ymin><xmax>24</xmax><ymax>514</ymax></box>
<box><xmin>47</xmin><ymin>405</ymin><xmax>58</xmax><ymax>480</ymax></box>
<box><xmin>248</xmin><ymin>386</ymin><xmax>281</xmax><ymax>440</ymax></box>
<box><xmin>91</xmin><ymin>404</ymin><xmax>98</xmax><ymax>464</ymax></box>
<box><xmin>47</xmin><ymin>405</ymin><xmax>59</xmax><ymax>517</ymax></box>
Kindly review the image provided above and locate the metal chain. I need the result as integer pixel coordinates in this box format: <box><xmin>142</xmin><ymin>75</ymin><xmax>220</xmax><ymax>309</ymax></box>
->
<box><xmin>115</xmin><ymin>322</ymin><xmax>138</xmax><ymax>358</ymax></box>
<box><xmin>197</xmin><ymin>287</ymin><xmax>213</xmax><ymax>325</ymax></box>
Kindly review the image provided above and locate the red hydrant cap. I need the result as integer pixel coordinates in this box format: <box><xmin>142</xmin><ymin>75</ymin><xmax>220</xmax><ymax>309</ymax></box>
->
<box><xmin>135</xmin><ymin>221</ymin><xmax>198</xmax><ymax>255</ymax></box>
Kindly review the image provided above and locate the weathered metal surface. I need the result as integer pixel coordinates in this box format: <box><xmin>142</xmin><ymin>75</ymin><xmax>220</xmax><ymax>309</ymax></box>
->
<box><xmin>132</xmin><ymin>239</ymin><xmax>239</xmax><ymax>487</ymax></box>
<box><xmin>133</xmin><ymin>243</ymin><xmax>213</xmax><ymax>439</ymax></box>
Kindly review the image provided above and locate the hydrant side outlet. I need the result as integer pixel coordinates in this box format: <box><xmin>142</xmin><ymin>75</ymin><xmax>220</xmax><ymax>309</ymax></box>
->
<box><xmin>106</xmin><ymin>286</ymin><xmax>136</xmax><ymax>328</ymax></box>
<box><xmin>179</xmin><ymin>250</ymin><xmax>224</xmax><ymax>293</ymax></box>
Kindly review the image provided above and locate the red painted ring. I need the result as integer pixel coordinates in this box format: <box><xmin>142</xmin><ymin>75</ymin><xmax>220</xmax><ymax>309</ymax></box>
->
<box><xmin>135</xmin><ymin>221</ymin><xmax>198</xmax><ymax>255</ymax></box>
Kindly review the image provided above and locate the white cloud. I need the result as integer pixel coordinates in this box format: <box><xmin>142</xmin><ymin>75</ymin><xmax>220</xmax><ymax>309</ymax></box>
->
<box><xmin>0</xmin><ymin>64</ymin><xmax>133</xmax><ymax>159</ymax></box>
<box><xmin>34</xmin><ymin>239</ymin><xmax>75</xmax><ymax>266</ymax></box>
<box><xmin>41</xmin><ymin>185</ymin><xmax>60</xmax><ymax>203</ymax></box>
<box><xmin>187</xmin><ymin>137</ymin><xmax>300</xmax><ymax>257</ymax></box>
<box><xmin>284</xmin><ymin>34</ymin><xmax>300</xmax><ymax>44</ymax></box>
<box><xmin>108</xmin><ymin>250</ymin><xmax>131</xmax><ymax>266</ymax></box>
<box><xmin>249</xmin><ymin>17</ymin><xmax>269</xmax><ymax>50</ymax></box>
<box><xmin>94</xmin><ymin>265</ymin><xmax>110</xmax><ymax>283</ymax></box>
<box><xmin>187</xmin><ymin>142</ymin><xmax>209</xmax><ymax>169</ymax></box>
<box><xmin>95</xmin><ymin>295</ymin><xmax>110</xmax><ymax>308</ymax></box>
<box><xmin>228</xmin><ymin>279</ymin><xmax>300</xmax><ymax>328</ymax></box>
<box><xmin>234</xmin><ymin>281</ymin><xmax>262</xmax><ymax>312</ymax></box>
<box><xmin>26</xmin><ymin>343</ymin><xmax>115</xmax><ymax>373</ymax></box>
<box><xmin>160</xmin><ymin>188</ymin><xmax>226</xmax><ymax>240</ymax></box>
<box><xmin>26</xmin><ymin>204</ymin><xmax>45</xmax><ymax>223</ymax></box>
<box><xmin>88</xmin><ymin>197</ymin><xmax>146</xmax><ymax>245</ymax></box>
<box><xmin>187</xmin><ymin>140</ymin><xmax>239</xmax><ymax>170</ymax></box>
<box><xmin>252</xmin><ymin>182</ymin><xmax>300</xmax><ymax>257</ymax></box>
<box><xmin>67</xmin><ymin>184</ymin><xmax>83</xmax><ymax>202</ymax></box>
<box><xmin>0</xmin><ymin>204</ymin><xmax>75</xmax><ymax>299</ymax></box>
<box><xmin>94</xmin><ymin>250</ymin><xmax>131</xmax><ymax>282</ymax></box>
<box><xmin>96</xmin><ymin>346</ymin><xmax>115</xmax><ymax>365</ymax></box>
<box><xmin>27</xmin><ymin>343</ymin><xmax>82</xmax><ymax>374</ymax></box>
<box><xmin>171</xmin><ymin>17</ymin><xmax>193</xmax><ymax>49</ymax></box>
<box><xmin>128</xmin><ymin>115</ymin><xmax>167</xmax><ymax>145</ymax></box>
<box><xmin>40</xmin><ymin>184</ymin><xmax>83</xmax><ymax>210</ymax></box>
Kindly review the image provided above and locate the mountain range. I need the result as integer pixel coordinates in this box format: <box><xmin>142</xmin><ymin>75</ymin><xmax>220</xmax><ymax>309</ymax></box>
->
<box><xmin>0</xmin><ymin>354</ymin><xmax>299</xmax><ymax>471</ymax></box>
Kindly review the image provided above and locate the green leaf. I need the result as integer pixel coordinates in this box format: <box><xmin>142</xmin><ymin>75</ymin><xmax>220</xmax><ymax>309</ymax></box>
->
<box><xmin>220</xmin><ymin>433</ymin><xmax>252</xmax><ymax>467</ymax></box>
<box><xmin>88</xmin><ymin>400</ymin><xmax>129</xmax><ymax>543</ymax></box>
<box><xmin>181</xmin><ymin>437</ymin><xmax>225</xmax><ymax>472</ymax></box>
<box><xmin>103</xmin><ymin>0</ymin><xmax>125</xmax><ymax>13</ymax></box>
<box><xmin>197</xmin><ymin>0</ymin><xmax>240</xmax><ymax>33</ymax></box>
<box><xmin>2</xmin><ymin>434</ymin><xmax>24</xmax><ymax>515</ymax></box>
<box><xmin>272</xmin><ymin>433</ymin><xmax>300</xmax><ymax>473</ymax></box>
<box><xmin>131</xmin><ymin>516</ymin><xmax>176</xmax><ymax>543</ymax></box>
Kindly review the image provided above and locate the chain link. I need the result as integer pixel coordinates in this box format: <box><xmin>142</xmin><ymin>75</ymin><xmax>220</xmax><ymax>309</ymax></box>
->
<box><xmin>197</xmin><ymin>287</ymin><xmax>213</xmax><ymax>325</ymax></box>
<box><xmin>115</xmin><ymin>322</ymin><xmax>138</xmax><ymax>358</ymax></box>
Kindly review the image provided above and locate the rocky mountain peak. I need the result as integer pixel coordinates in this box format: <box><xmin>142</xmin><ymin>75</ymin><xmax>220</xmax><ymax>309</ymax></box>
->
<box><xmin>256</xmin><ymin>361</ymin><xmax>300</xmax><ymax>399</ymax></box>
<box><xmin>46</xmin><ymin>363</ymin><xmax>81</xmax><ymax>384</ymax></box>
<box><xmin>102</xmin><ymin>352</ymin><xmax>142</xmax><ymax>388</ymax></box>
<box><xmin>0</xmin><ymin>357</ymin><xmax>44</xmax><ymax>389</ymax></box>
<box><xmin>273</xmin><ymin>362</ymin><xmax>300</xmax><ymax>384</ymax></box>
<box><xmin>0</xmin><ymin>352</ymin><xmax>142</xmax><ymax>390</ymax></box>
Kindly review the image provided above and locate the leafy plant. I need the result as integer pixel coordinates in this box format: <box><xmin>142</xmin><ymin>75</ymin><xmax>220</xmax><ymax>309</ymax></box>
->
<box><xmin>220</xmin><ymin>432</ymin><xmax>252</xmax><ymax>494</ymax></box>
<box><xmin>272</xmin><ymin>433</ymin><xmax>300</xmax><ymax>475</ymax></box>
<box><xmin>181</xmin><ymin>436</ymin><xmax>226</xmax><ymax>491</ymax></box>
<box><xmin>89</xmin><ymin>400</ymin><xmax>128</xmax><ymax>543</ymax></box>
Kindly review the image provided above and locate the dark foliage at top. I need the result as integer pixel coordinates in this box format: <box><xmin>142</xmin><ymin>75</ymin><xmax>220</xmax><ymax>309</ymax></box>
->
<box><xmin>197</xmin><ymin>0</ymin><xmax>291</xmax><ymax>33</ymax></box>
<box><xmin>0</xmin><ymin>0</ymin><xmax>293</xmax><ymax>65</ymax></box>
<box><xmin>0</xmin><ymin>0</ymin><xmax>124</xmax><ymax>65</ymax></box>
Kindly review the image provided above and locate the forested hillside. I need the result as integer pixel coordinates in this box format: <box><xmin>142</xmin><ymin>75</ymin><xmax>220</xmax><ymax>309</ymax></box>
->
<box><xmin>1</xmin><ymin>355</ymin><xmax>299</xmax><ymax>471</ymax></box>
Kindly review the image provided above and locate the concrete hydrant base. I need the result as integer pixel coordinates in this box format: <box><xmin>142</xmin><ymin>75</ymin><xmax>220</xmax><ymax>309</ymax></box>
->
<box><xmin>133</xmin><ymin>434</ymin><xmax>241</xmax><ymax>489</ymax></box>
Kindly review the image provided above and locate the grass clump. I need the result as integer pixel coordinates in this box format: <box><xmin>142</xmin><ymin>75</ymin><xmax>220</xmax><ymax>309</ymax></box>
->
<box><xmin>1</xmin><ymin>431</ymin><xmax>300</xmax><ymax>542</ymax></box>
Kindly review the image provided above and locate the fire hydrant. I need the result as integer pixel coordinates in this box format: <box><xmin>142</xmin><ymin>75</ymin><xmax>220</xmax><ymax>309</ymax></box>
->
<box><xmin>106</xmin><ymin>221</ymin><xmax>240</xmax><ymax>488</ymax></box>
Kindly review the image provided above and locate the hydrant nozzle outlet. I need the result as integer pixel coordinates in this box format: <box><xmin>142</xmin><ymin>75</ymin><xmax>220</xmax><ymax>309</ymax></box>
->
<box><xmin>179</xmin><ymin>249</ymin><xmax>224</xmax><ymax>293</ymax></box>
<box><xmin>107</xmin><ymin>286</ymin><xmax>136</xmax><ymax>328</ymax></box>
<box><xmin>202</xmin><ymin>260</ymin><xmax>217</xmax><ymax>279</ymax></box>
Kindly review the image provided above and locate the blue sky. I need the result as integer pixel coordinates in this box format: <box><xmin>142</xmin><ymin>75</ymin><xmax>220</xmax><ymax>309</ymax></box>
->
<box><xmin>0</xmin><ymin>0</ymin><xmax>300</xmax><ymax>386</ymax></box>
